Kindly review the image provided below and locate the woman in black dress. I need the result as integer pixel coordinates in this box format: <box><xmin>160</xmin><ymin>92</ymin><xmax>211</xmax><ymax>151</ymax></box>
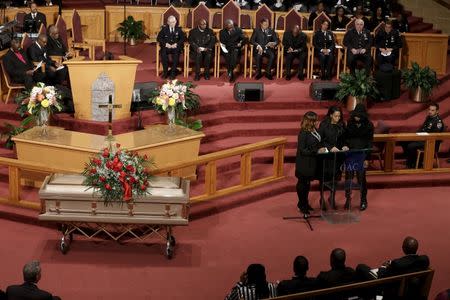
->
<box><xmin>318</xmin><ymin>106</ymin><xmax>348</xmax><ymax>209</ymax></box>
<box><xmin>331</xmin><ymin>6</ymin><xmax>350</xmax><ymax>31</ymax></box>
<box><xmin>295</xmin><ymin>111</ymin><xmax>327</xmax><ymax>218</ymax></box>
<box><xmin>370</xmin><ymin>6</ymin><xmax>387</xmax><ymax>31</ymax></box>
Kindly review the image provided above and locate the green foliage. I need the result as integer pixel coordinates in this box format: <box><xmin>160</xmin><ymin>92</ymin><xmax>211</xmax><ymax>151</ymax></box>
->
<box><xmin>402</xmin><ymin>62</ymin><xmax>439</xmax><ymax>96</ymax></box>
<box><xmin>2</xmin><ymin>115</ymin><xmax>36</xmax><ymax>149</ymax></box>
<box><xmin>175</xmin><ymin>116</ymin><xmax>203</xmax><ymax>131</ymax></box>
<box><xmin>117</xmin><ymin>16</ymin><xmax>148</xmax><ymax>41</ymax></box>
<box><xmin>336</xmin><ymin>69</ymin><xmax>379</xmax><ymax>101</ymax></box>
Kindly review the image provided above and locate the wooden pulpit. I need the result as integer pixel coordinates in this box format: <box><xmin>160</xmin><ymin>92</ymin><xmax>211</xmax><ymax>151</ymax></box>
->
<box><xmin>64</xmin><ymin>56</ymin><xmax>142</xmax><ymax>121</ymax></box>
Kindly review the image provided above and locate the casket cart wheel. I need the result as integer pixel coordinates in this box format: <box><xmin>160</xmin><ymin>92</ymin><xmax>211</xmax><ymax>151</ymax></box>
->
<box><xmin>169</xmin><ymin>236</ymin><xmax>176</xmax><ymax>247</ymax></box>
<box><xmin>60</xmin><ymin>236</ymin><xmax>70</xmax><ymax>254</ymax></box>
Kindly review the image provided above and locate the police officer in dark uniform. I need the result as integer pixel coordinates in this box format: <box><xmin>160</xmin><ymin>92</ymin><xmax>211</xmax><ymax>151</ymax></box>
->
<box><xmin>375</xmin><ymin>20</ymin><xmax>402</xmax><ymax>67</ymax></box>
<box><xmin>250</xmin><ymin>18</ymin><xmax>278</xmax><ymax>80</ymax></box>
<box><xmin>343</xmin><ymin>18</ymin><xmax>372</xmax><ymax>74</ymax></box>
<box><xmin>282</xmin><ymin>25</ymin><xmax>307</xmax><ymax>80</ymax></box>
<box><xmin>402</xmin><ymin>102</ymin><xmax>445</xmax><ymax>169</ymax></box>
<box><xmin>313</xmin><ymin>20</ymin><xmax>335</xmax><ymax>80</ymax></box>
<box><xmin>188</xmin><ymin>19</ymin><xmax>216</xmax><ymax>81</ymax></box>
<box><xmin>219</xmin><ymin>19</ymin><xmax>247</xmax><ymax>82</ymax></box>
<box><xmin>157</xmin><ymin>15</ymin><xmax>186</xmax><ymax>79</ymax></box>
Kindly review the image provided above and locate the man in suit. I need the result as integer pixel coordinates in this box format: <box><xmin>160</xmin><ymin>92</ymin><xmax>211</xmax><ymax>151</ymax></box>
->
<box><xmin>157</xmin><ymin>15</ymin><xmax>186</xmax><ymax>79</ymax></box>
<box><xmin>47</xmin><ymin>25</ymin><xmax>72</xmax><ymax>59</ymax></box>
<box><xmin>219</xmin><ymin>19</ymin><xmax>247</xmax><ymax>82</ymax></box>
<box><xmin>317</xmin><ymin>248</ymin><xmax>356</xmax><ymax>288</ymax></box>
<box><xmin>6</xmin><ymin>260</ymin><xmax>61</xmax><ymax>300</ymax></box>
<box><xmin>2</xmin><ymin>38</ymin><xmax>45</xmax><ymax>90</ymax></box>
<box><xmin>27</xmin><ymin>33</ymin><xmax>67</xmax><ymax>85</ymax></box>
<box><xmin>343</xmin><ymin>18</ymin><xmax>372</xmax><ymax>74</ymax></box>
<box><xmin>188</xmin><ymin>19</ymin><xmax>216</xmax><ymax>81</ymax></box>
<box><xmin>313</xmin><ymin>19</ymin><xmax>335</xmax><ymax>80</ymax></box>
<box><xmin>375</xmin><ymin>20</ymin><xmax>402</xmax><ymax>67</ymax></box>
<box><xmin>0</xmin><ymin>289</ymin><xmax>5</xmax><ymax>300</ymax></box>
<box><xmin>277</xmin><ymin>256</ymin><xmax>318</xmax><ymax>296</ymax></box>
<box><xmin>282</xmin><ymin>25</ymin><xmax>307</xmax><ymax>80</ymax></box>
<box><xmin>23</xmin><ymin>2</ymin><xmax>47</xmax><ymax>33</ymax></box>
<box><xmin>250</xmin><ymin>18</ymin><xmax>278</xmax><ymax>80</ymax></box>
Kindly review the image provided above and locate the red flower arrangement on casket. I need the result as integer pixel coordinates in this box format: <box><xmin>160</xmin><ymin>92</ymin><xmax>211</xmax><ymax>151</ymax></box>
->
<box><xmin>82</xmin><ymin>144</ymin><xmax>153</xmax><ymax>205</ymax></box>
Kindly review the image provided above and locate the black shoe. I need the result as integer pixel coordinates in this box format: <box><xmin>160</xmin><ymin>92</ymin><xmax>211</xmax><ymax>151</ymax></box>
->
<box><xmin>204</xmin><ymin>73</ymin><xmax>210</xmax><ymax>80</ymax></box>
<box><xmin>161</xmin><ymin>72</ymin><xmax>168</xmax><ymax>79</ymax></box>
<box><xmin>194</xmin><ymin>74</ymin><xmax>200</xmax><ymax>81</ymax></box>
<box><xmin>360</xmin><ymin>202</ymin><xmax>368</xmax><ymax>211</ymax></box>
<box><xmin>266</xmin><ymin>73</ymin><xmax>273</xmax><ymax>80</ymax></box>
<box><xmin>255</xmin><ymin>73</ymin><xmax>263</xmax><ymax>80</ymax></box>
<box><xmin>307</xmin><ymin>205</ymin><xmax>314</xmax><ymax>211</ymax></box>
<box><xmin>344</xmin><ymin>199</ymin><xmax>351</xmax><ymax>210</ymax></box>
<box><xmin>298</xmin><ymin>74</ymin><xmax>305</xmax><ymax>81</ymax></box>
<box><xmin>303</xmin><ymin>213</ymin><xmax>310</xmax><ymax>219</ymax></box>
<box><xmin>286</xmin><ymin>74</ymin><xmax>291</xmax><ymax>81</ymax></box>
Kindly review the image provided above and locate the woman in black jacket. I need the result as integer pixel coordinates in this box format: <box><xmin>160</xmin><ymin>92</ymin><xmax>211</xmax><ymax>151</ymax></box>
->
<box><xmin>330</xmin><ymin>6</ymin><xmax>350</xmax><ymax>31</ymax></box>
<box><xmin>318</xmin><ymin>106</ymin><xmax>348</xmax><ymax>209</ymax></box>
<box><xmin>295</xmin><ymin>111</ymin><xmax>327</xmax><ymax>217</ymax></box>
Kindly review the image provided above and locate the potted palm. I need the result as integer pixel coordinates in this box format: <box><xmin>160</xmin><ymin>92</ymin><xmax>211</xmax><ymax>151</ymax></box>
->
<box><xmin>336</xmin><ymin>69</ymin><xmax>379</xmax><ymax>111</ymax></box>
<box><xmin>402</xmin><ymin>62</ymin><xmax>439</xmax><ymax>103</ymax></box>
<box><xmin>117</xmin><ymin>16</ymin><xmax>148</xmax><ymax>46</ymax></box>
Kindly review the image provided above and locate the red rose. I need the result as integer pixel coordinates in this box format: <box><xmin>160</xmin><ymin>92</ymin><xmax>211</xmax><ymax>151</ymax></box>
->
<box><xmin>126</xmin><ymin>165</ymin><xmax>135</xmax><ymax>172</ymax></box>
<box><xmin>99</xmin><ymin>176</ymin><xmax>106</xmax><ymax>182</ymax></box>
<box><xmin>113</xmin><ymin>157</ymin><xmax>119</xmax><ymax>164</ymax></box>
<box><xmin>140</xmin><ymin>184</ymin><xmax>146</xmax><ymax>191</ymax></box>
<box><xmin>129</xmin><ymin>177</ymin><xmax>136</xmax><ymax>184</ymax></box>
<box><xmin>102</xmin><ymin>149</ymin><xmax>109</xmax><ymax>158</ymax></box>
<box><xmin>90</xmin><ymin>168</ymin><xmax>97</xmax><ymax>174</ymax></box>
<box><xmin>106</xmin><ymin>161</ymin><xmax>113</xmax><ymax>169</ymax></box>
<box><xmin>119</xmin><ymin>171</ymin><xmax>126</xmax><ymax>178</ymax></box>
<box><xmin>116</xmin><ymin>143</ymin><xmax>121</xmax><ymax>148</ymax></box>
<box><xmin>105</xmin><ymin>184</ymin><xmax>112</xmax><ymax>190</ymax></box>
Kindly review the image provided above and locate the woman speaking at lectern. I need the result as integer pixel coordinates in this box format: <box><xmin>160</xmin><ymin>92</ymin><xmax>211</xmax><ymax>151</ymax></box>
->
<box><xmin>295</xmin><ymin>111</ymin><xmax>327</xmax><ymax>218</ymax></box>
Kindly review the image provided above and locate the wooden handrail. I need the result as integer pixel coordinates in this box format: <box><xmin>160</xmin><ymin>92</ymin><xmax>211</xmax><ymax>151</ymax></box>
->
<box><xmin>273</xmin><ymin>269</ymin><xmax>434</xmax><ymax>299</ymax></box>
<box><xmin>432</xmin><ymin>0</ymin><xmax>450</xmax><ymax>9</ymax></box>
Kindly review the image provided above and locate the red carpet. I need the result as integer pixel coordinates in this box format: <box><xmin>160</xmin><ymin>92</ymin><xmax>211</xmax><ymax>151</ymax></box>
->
<box><xmin>1</xmin><ymin>185</ymin><xmax>450</xmax><ymax>299</ymax></box>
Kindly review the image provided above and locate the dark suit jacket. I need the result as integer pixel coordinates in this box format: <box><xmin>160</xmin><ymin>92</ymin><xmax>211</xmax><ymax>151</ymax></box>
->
<box><xmin>250</xmin><ymin>27</ymin><xmax>278</xmax><ymax>53</ymax></box>
<box><xmin>375</xmin><ymin>29</ymin><xmax>402</xmax><ymax>52</ymax></box>
<box><xmin>2</xmin><ymin>49</ymin><xmax>34</xmax><ymax>83</ymax></box>
<box><xmin>317</xmin><ymin>266</ymin><xmax>357</xmax><ymax>288</ymax></box>
<box><xmin>277</xmin><ymin>276</ymin><xmax>318</xmax><ymax>296</ymax></box>
<box><xmin>343</xmin><ymin>28</ymin><xmax>373</xmax><ymax>52</ymax></box>
<box><xmin>313</xmin><ymin>30</ymin><xmax>336</xmax><ymax>52</ymax></box>
<box><xmin>188</xmin><ymin>27</ymin><xmax>216</xmax><ymax>53</ymax></box>
<box><xmin>282</xmin><ymin>31</ymin><xmax>307</xmax><ymax>54</ymax></box>
<box><xmin>295</xmin><ymin>130</ymin><xmax>322</xmax><ymax>178</ymax></box>
<box><xmin>378</xmin><ymin>255</ymin><xmax>430</xmax><ymax>278</ymax></box>
<box><xmin>23</xmin><ymin>12</ymin><xmax>47</xmax><ymax>33</ymax></box>
<box><xmin>331</xmin><ymin>15</ymin><xmax>350</xmax><ymax>31</ymax></box>
<box><xmin>6</xmin><ymin>282</ymin><xmax>60</xmax><ymax>300</ymax></box>
<box><xmin>156</xmin><ymin>25</ymin><xmax>185</xmax><ymax>51</ymax></box>
<box><xmin>46</xmin><ymin>36</ymin><xmax>68</xmax><ymax>57</ymax></box>
<box><xmin>27</xmin><ymin>42</ymin><xmax>55</xmax><ymax>69</ymax></box>
<box><xmin>219</xmin><ymin>26</ymin><xmax>246</xmax><ymax>51</ymax></box>
<box><xmin>0</xmin><ymin>289</ymin><xmax>6</xmax><ymax>300</ymax></box>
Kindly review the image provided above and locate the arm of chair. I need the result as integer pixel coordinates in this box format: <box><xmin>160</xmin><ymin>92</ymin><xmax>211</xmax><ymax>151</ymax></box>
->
<box><xmin>184</xmin><ymin>43</ymin><xmax>190</xmax><ymax>78</ymax></box>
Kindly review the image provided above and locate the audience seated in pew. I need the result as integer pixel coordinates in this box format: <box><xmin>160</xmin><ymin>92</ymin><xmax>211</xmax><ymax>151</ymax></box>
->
<box><xmin>6</xmin><ymin>260</ymin><xmax>61</xmax><ymax>300</ymax></box>
<box><xmin>277</xmin><ymin>256</ymin><xmax>318</xmax><ymax>296</ymax></box>
<box><xmin>317</xmin><ymin>248</ymin><xmax>357</xmax><ymax>288</ymax></box>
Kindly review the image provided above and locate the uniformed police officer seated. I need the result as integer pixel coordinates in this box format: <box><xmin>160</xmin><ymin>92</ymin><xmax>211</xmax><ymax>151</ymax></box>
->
<box><xmin>250</xmin><ymin>18</ymin><xmax>279</xmax><ymax>80</ymax></box>
<box><xmin>188</xmin><ymin>19</ymin><xmax>216</xmax><ymax>81</ymax></box>
<box><xmin>313</xmin><ymin>19</ymin><xmax>336</xmax><ymax>80</ymax></box>
<box><xmin>375</xmin><ymin>20</ymin><xmax>402</xmax><ymax>68</ymax></box>
<box><xmin>401</xmin><ymin>103</ymin><xmax>445</xmax><ymax>169</ymax></box>
<box><xmin>343</xmin><ymin>18</ymin><xmax>373</xmax><ymax>74</ymax></box>
<box><xmin>156</xmin><ymin>15</ymin><xmax>186</xmax><ymax>80</ymax></box>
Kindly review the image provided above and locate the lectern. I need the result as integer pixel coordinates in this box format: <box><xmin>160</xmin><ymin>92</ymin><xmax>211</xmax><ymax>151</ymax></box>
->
<box><xmin>64</xmin><ymin>56</ymin><xmax>142</xmax><ymax>121</ymax></box>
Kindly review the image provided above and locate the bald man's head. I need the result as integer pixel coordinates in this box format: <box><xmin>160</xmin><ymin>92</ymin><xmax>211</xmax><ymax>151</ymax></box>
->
<box><xmin>330</xmin><ymin>248</ymin><xmax>346</xmax><ymax>269</ymax></box>
<box><xmin>292</xmin><ymin>25</ymin><xmax>300</xmax><ymax>36</ymax></box>
<box><xmin>402</xmin><ymin>236</ymin><xmax>419</xmax><ymax>255</ymax></box>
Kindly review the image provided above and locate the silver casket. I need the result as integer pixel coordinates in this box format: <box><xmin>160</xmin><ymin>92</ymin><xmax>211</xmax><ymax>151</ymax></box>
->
<box><xmin>38</xmin><ymin>174</ymin><xmax>190</xmax><ymax>226</ymax></box>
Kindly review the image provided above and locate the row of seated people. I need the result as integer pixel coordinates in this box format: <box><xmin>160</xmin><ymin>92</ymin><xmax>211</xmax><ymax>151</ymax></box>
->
<box><xmin>2</xmin><ymin>25</ymin><xmax>70</xmax><ymax>90</ymax></box>
<box><xmin>158</xmin><ymin>15</ymin><xmax>402</xmax><ymax>81</ymax></box>
<box><xmin>224</xmin><ymin>236</ymin><xmax>430</xmax><ymax>300</ymax></box>
<box><xmin>0</xmin><ymin>260</ymin><xmax>61</xmax><ymax>300</ymax></box>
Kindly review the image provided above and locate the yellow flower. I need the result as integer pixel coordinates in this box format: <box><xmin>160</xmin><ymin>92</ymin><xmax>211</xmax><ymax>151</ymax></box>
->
<box><xmin>41</xmin><ymin>99</ymin><xmax>50</xmax><ymax>108</ymax></box>
<box><xmin>168</xmin><ymin>98</ymin><xmax>176</xmax><ymax>106</ymax></box>
<box><xmin>156</xmin><ymin>97</ymin><xmax>163</xmax><ymax>105</ymax></box>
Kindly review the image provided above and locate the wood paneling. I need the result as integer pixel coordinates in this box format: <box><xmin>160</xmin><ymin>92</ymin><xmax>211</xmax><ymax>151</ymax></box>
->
<box><xmin>61</xmin><ymin>9</ymin><xmax>105</xmax><ymax>40</ymax></box>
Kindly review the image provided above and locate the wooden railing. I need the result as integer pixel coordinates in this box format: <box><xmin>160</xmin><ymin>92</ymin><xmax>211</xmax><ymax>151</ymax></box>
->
<box><xmin>368</xmin><ymin>132</ymin><xmax>450</xmax><ymax>175</ymax></box>
<box><xmin>272</xmin><ymin>269</ymin><xmax>434</xmax><ymax>299</ymax></box>
<box><xmin>150</xmin><ymin>137</ymin><xmax>287</xmax><ymax>203</ymax></box>
<box><xmin>0</xmin><ymin>138</ymin><xmax>286</xmax><ymax>210</ymax></box>
<box><xmin>432</xmin><ymin>0</ymin><xmax>450</xmax><ymax>10</ymax></box>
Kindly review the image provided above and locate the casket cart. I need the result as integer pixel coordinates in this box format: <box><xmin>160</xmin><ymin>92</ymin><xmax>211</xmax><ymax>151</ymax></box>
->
<box><xmin>38</xmin><ymin>174</ymin><xmax>190</xmax><ymax>259</ymax></box>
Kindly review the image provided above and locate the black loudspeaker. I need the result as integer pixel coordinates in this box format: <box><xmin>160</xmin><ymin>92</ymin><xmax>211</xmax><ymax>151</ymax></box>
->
<box><xmin>130</xmin><ymin>82</ymin><xmax>157</xmax><ymax>112</ymax></box>
<box><xmin>233</xmin><ymin>82</ymin><xmax>264</xmax><ymax>102</ymax></box>
<box><xmin>375</xmin><ymin>69</ymin><xmax>401</xmax><ymax>101</ymax></box>
<box><xmin>309</xmin><ymin>82</ymin><xmax>339</xmax><ymax>101</ymax></box>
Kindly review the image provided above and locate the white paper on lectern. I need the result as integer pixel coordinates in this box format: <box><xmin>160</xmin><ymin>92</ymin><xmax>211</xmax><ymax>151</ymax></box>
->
<box><xmin>220</xmin><ymin>43</ymin><xmax>228</xmax><ymax>53</ymax></box>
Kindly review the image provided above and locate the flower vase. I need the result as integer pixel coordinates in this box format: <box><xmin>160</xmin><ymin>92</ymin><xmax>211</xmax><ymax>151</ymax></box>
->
<box><xmin>166</xmin><ymin>106</ymin><xmax>176</xmax><ymax>134</ymax></box>
<box><xmin>37</xmin><ymin>109</ymin><xmax>50</xmax><ymax>137</ymax></box>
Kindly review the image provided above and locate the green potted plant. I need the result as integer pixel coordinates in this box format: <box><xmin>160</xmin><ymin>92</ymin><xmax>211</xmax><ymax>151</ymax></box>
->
<box><xmin>117</xmin><ymin>16</ymin><xmax>148</xmax><ymax>46</ymax></box>
<box><xmin>336</xmin><ymin>69</ymin><xmax>379</xmax><ymax>111</ymax></box>
<box><xmin>402</xmin><ymin>62</ymin><xmax>439</xmax><ymax>102</ymax></box>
